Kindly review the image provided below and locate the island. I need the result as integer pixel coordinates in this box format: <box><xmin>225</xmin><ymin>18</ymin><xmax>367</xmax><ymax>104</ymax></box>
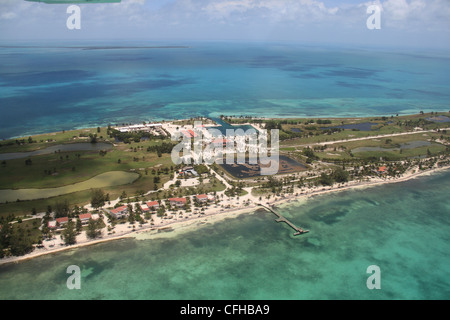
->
<box><xmin>0</xmin><ymin>112</ymin><xmax>449</xmax><ymax>264</ymax></box>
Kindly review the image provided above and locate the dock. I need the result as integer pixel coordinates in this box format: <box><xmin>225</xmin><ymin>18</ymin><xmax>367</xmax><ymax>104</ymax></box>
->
<box><xmin>259</xmin><ymin>204</ymin><xmax>309</xmax><ymax>236</ymax></box>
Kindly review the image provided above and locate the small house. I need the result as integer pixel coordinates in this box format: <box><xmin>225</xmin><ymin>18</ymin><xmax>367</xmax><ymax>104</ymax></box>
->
<box><xmin>110</xmin><ymin>205</ymin><xmax>128</xmax><ymax>219</ymax></box>
<box><xmin>169</xmin><ymin>198</ymin><xmax>187</xmax><ymax>207</ymax></box>
<box><xmin>195</xmin><ymin>194</ymin><xmax>208</xmax><ymax>203</ymax></box>
<box><xmin>146</xmin><ymin>201</ymin><xmax>160</xmax><ymax>210</ymax></box>
<box><xmin>56</xmin><ymin>217</ymin><xmax>69</xmax><ymax>226</ymax></box>
<box><xmin>79</xmin><ymin>213</ymin><xmax>92</xmax><ymax>225</ymax></box>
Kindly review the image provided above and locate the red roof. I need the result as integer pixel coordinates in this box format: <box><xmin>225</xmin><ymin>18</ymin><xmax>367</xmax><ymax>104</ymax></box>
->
<box><xmin>147</xmin><ymin>201</ymin><xmax>159</xmax><ymax>207</ymax></box>
<box><xmin>196</xmin><ymin>194</ymin><xmax>208</xmax><ymax>199</ymax></box>
<box><xmin>79</xmin><ymin>213</ymin><xmax>91</xmax><ymax>220</ymax></box>
<box><xmin>56</xmin><ymin>217</ymin><xmax>69</xmax><ymax>224</ymax></box>
<box><xmin>110</xmin><ymin>205</ymin><xmax>128</xmax><ymax>214</ymax></box>
<box><xmin>169</xmin><ymin>197</ymin><xmax>186</xmax><ymax>203</ymax></box>
<box><xmin>378</xmin><ymin>166</ymin><xmax>386</xmax><ymax>172</ymax></box>
<box><xmin>181</xmin><ymin>130</ymin><xmax>192</xmax><ymax>138</ymax></box>
<box><xmin>187</xmin><ymin>129</ymin><xmax>197</xmax><ymax>137</ymax></box>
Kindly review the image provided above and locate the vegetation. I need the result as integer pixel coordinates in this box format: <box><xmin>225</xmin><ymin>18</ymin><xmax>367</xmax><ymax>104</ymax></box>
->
<box><xmin>90</xmin><ymin>189</ymin><xmax>106</xmax><ymax>209</ymax></box>
<box><xmin>147</xmin><ymin>142</ymin><xmax>177</xmax><ymax>157</ymax></box>
<box><xmin>61</xmin><ymin>220</ymin><xmax>77</xmax><ymax>245</ymax></box>
<box><xmin>86</xmin><ymin>218</ymin><xmax>104</xmax><ymax>239</ymax></box>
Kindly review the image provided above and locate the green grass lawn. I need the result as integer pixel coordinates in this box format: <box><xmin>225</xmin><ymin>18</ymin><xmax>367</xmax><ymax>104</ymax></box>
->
<box><xmin>0</xmin><ymin>171</ymin><xmax>140</xmax><ymax>203</ymax></box>
<box><xmin>0</xmin><ymin>127</ymin><xmax>178</xmax><ymax>217</ymax></box>
<box><xmin>311</xmin><ymin>131</ymin><xmax>449</xmax><ymax>161</ymax></box>
<box><xmin>278</xmin><ymin>112</ymin><xmax>449</xmax><ymax>147</ymax></box>
<box><xmin>0</xmin><ymin>139</ymin><xmax>174</xmax><ymax>189</ymax></box>
<box><xmin>0</xmin><ymin>127</ymin><xmax>111</xmax><ymax>153</ymax></box>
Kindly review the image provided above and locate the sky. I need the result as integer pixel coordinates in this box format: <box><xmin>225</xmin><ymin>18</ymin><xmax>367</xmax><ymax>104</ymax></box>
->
<box><xmin>0</xmin><ymin>0</ymin><xmax>449</xmax><ymax>49</ymax></box>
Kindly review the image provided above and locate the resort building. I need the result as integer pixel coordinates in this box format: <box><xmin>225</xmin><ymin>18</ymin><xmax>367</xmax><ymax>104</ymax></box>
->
<box><xmin>195</xmin><ymin>194</ymin><xmax>215</xmax><ymax>203</ymax></box>
<box><xmin>146</xmin><ymin>201</ymin><xmax>160</xmax><ymax>210</ymax></box>
<box><xmin>116</xmin><ymin>123</ymin><xmax>163</xmax><ymax>133</ymax></box>
<box><xmin>195</xmin><ymin>194</ymin><xmax>208</xmax><ymax>203</ymax></box>
<box><xmin>179</xmin><ymin>167</ymin><xmax>199</xmax><ymax>177</ymax></box>
<box><xmin>110</xmin><ymin>205</ymin><xmax>128</xmax><ymax>219</ymax></box>
<box><xmin>79</xmin><ymin>213</ymin><xmax>92</xmax><ymax>225</ymax></box>
<box><xmin>169</xmin><ymin>198</ymin><xmax>187</xmax><ymax>207</ymax></box>
<box><xmin>56</xmin><ymin>217</ymin><xmax>69</xmax><ymax>226</ymax></box>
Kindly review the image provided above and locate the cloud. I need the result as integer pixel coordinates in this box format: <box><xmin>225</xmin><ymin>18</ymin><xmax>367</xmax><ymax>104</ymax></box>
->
<box><xmin>380</xmin><ymin>0</ymin><xmax>450</xmax><ymax>30</ymax></box>
<box><xmin>1</xmin><ymin>12</ymin><xmax>17</xmax><ymax>20</ymax></box>
<box><xmin>0</xmin><ymin>0</ymin><xmax>448</xmax><ymax>46</ymax></box>
<box><xmin>201</xmin><ymin>0</ymin><xmax>340</xmax><ymax>23</ymax></box>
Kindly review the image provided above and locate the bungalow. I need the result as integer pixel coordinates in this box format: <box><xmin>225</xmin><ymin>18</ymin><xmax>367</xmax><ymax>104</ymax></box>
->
<box><xmin>195</xmin><ymin>194</ymin><xmax>208</xmax><ymax>203</ymax></box>
<box><xmin>110</xmin><ymin>205</ymin><xmax>128</xmax><ymax>219</ymax></box>
<box><xmin>79</xmin><ymin>213</ymin><xmax>92</xmax><ymax>225</ymax></box>
<box><xmin>146</xmin><ymin>201</ymin><xmax>160</xmax><ymax>210</ymax></box>
<box><xmin>56</xmin><ymin>217</ymin><xmax>69</xmax><ymax>226</ymax></box>
<box><xmin>169</xmin><ymin>197</ymin><xmax>187</xmax><ymax>207</ymax></box>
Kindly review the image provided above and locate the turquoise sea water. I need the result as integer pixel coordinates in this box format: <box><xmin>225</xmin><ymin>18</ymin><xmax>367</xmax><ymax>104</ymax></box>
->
<box><xmin>1</xmin><ymin>42</ymin><xmax>449</xmax><ymax>139</ymax></box>
<box><xmin>1</xmin><ymin>170</ymin><xmax>449</xmax><ymax>300</ymax></box>
<box><xmin>0</xmin><ymin>42</ymin><xmax>449</xmax><ymax>300</ymax></box>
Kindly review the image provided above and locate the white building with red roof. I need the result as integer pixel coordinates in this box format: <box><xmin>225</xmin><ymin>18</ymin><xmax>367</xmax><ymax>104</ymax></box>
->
<box><xmin>56</xmin><ymin>217</ymin><xmax>69</xmax><ymax>225</ymax></box>
<box><xmin>169</xmin><ymin>197</ymin><xmax>187</xmax><ymax>207</ymax></box>
<box><xmin>195</xmin><ymin>194</ymin><xmax>208</xmax><ymax>203</ymax></box>
<box><xmin>146</xmin><ymin>201</ymin><xmax>160</xmax><ymax>210</ymax></box>
<box><xmin>109</xmin><ymin>205</ymin><xmax>128</xmax><ymax>219</ymax></box>
<box><xmin>79</xmin><ymin>213</ymin><xmax>92</xmax><ymax>225</ymax></box>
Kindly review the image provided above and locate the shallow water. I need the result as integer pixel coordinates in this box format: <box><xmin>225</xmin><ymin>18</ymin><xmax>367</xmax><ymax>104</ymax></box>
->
<box><xmin>0</xmin><ymin>170</ymin><xmax>448</xmax><ymax>300</ymax></box>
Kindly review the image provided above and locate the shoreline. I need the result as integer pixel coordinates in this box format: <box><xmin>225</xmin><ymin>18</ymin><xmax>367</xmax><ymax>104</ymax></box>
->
<box><xmin>1</xmin><ymin>164</ymin><xmax>448</xmax><ymax>266</ymax></box>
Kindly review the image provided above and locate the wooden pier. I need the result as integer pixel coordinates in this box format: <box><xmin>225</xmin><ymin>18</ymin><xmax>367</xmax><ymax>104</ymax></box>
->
<box><xmin>259</xmin><ymin>204</ymin><xmax>309</xmax><ymax>236</ymax></box>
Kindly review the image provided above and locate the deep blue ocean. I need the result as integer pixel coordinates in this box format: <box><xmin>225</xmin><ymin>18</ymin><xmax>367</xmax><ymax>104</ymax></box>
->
<box><xmin>1</xmin><ymin>42</ymin><xmax>449</xmax><ymax>139</ymax></box>
<box><xmin>0</xmin><ymin>42</ymin><xmax>449</xmax><ymax>300</ymax></box>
